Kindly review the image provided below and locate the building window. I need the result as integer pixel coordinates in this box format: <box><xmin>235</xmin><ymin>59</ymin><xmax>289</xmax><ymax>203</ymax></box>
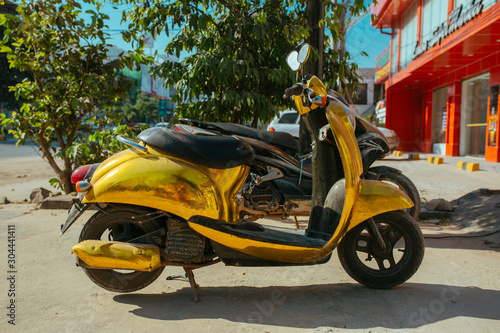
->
<box><xmin>374</xmin><ymin>84</ymin><xmax>385</xmax><ymax>103</ymax></box>
<box><xmin>421</xmin><ymin>0</ymin><xmax>448</xmax><ymax>43</ymax></box>
<box><xmin>391</xmin><ymin>26</ymin><xmax>399</xmax><ymax>75</ymax></box>
<box><xmin>400</xmin><ymin>1</ymin><xmax>418</xmax><ymax>70</ymax></box>
<box><xmin>349</xmin><ymin>83</ymin><xmax>368</xmax><ymax>105</ymax></box>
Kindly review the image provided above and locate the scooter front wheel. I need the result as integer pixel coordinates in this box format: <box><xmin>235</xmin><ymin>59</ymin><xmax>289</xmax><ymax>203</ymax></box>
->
<box><xmin>78</xmin><ymin>205</ymin><xmax>166</xmax><ymax>293</ymax></box>
<box><xmin>337</xmin><ymin>210</ymin><xmax>424</xmax><ymax>289</ymax></box>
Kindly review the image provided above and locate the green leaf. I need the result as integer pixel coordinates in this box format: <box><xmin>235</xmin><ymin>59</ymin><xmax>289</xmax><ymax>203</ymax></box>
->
<box><xmin>49</xmin><ymin>178</ymin><xmax>63</xmax><ymax>190</ymax></box>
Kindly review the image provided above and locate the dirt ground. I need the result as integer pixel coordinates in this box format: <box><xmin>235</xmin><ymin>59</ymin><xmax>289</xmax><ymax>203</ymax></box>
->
<box><xmin>1</xmin><ymin>142</ymin><xmax>500</xmax><ymax>332</ymax></box>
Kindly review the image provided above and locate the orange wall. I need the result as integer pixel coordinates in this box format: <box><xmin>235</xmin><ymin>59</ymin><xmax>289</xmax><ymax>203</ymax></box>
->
<box><xmin>486</xmin><ymin>65</ymin><xmax>500</xmax><ymax>162</ymax></box>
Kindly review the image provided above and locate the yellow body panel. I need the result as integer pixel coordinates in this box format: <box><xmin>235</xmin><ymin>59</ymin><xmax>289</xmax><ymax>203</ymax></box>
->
<box><xmin>72</xmin><ymin>240</ymin><xmax>161</xmax><ymax>272</ymax></box>
<box><xmin>188</xmin><ymin>223</ymin><xmax>329</xmax><ymax>263</ymax></box>
<box><xmin>82</xmin><ymin>146</ymin><xmax>248</xmax><ymax>223</ymax></box>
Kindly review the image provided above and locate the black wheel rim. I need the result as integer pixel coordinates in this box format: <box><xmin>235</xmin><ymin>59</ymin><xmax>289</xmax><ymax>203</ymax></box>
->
<box><xmin>352</xmin><ymin>222</ymin><xmax>409</xmax><ymax>274</ymax></box>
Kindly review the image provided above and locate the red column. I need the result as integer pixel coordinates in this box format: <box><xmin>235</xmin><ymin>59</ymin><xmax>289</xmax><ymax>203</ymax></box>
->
<box><xmin>486</xmin><ymin>65</ymin><xmax>500</xmax><ymax>162</ymax></box>
<box><xmin>445</xmin><ymin>82</ymin><xmax>461</xmax><ymax>156</ymax></box>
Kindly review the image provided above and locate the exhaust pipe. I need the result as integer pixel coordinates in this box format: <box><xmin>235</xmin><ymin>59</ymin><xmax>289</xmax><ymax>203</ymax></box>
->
<box><xmin>72</xmin><ymin>240</ymin><xmax>161</xmax><ymax>272</ymax></box>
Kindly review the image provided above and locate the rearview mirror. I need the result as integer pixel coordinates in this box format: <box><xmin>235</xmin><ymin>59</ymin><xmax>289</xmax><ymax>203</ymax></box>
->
<box><xmin>286</xmin><ymin>43</ymin><xmax>311</xmax><ymax>72</ymax></box>
<box><xmin>286</xmin><ymin>51</ymin><xmax>300</xmax><ymax>72</ymax></box>
<box><xmin>297</xmin><ymin>44</ymin><xmax>310</xmax><ymax>64</ymax></box>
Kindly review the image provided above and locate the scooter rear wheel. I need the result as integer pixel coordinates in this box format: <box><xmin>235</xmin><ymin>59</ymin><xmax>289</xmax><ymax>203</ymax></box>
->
<box><xmin>337</xmin><ymin>210</ymin><xmax>424</xmax><ymax>289</ymax></box>
<box><xmin>378</xmin><ymin>173</ymin><xmax>421</xmax><ymax>221</ymax></box>
<box><xmin>78</xmin><ymin>205</ymin><xmax>166</xmax><ymax>293</ymax></box>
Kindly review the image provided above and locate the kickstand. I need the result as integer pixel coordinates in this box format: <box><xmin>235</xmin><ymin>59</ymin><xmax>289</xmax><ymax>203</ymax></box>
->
<box><xmin>294</xmin><ymin>216</ymin><xmax>300</xmax><ymax>229</ymax></box>
<box><xmin>165</xmin><ymin>267</ymin><xmax>200</xmax><ymax>303</ymax></box>
<box><xmin>184</xmin><ymin>267</ymin><xmax>200</xmax><ymax>303</ymax></box>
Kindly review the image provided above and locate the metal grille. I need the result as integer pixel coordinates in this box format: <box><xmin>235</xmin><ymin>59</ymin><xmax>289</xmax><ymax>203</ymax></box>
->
<box><xmin>166</xmin><ymin>218</ymin><xmax>205</xmax><ymax>260</ymax></box>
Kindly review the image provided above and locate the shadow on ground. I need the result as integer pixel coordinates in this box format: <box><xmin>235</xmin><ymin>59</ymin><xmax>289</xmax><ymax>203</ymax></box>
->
<box><xmin>114</xmin><ymin>282</ymin><xmax>500</xmax><ymax>330</ymax></box>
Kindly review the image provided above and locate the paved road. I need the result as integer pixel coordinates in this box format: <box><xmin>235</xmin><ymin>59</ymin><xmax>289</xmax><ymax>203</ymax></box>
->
<box><xmin>0</xmin><ymin>139</ymin><xmax>42</xmax><ymax>159</ymax></box>
<box><xmin>1</xmin><ymin>141</ymin><xmax>500</xmax><ymax>332</ymax></box>
<box><xmin>1</xmin><ymin>203</ymin><xmax>499</xmax><ymax>332</ymax></box>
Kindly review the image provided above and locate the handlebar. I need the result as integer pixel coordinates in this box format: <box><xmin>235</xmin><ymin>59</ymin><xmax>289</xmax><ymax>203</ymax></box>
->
<box><xmin>283</xmin><ymin>83</ymin><xmax>304</xmax><ymax>99</ymax></box>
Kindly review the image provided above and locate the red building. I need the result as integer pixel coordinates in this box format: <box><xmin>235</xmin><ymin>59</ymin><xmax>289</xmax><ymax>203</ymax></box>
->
<box><xmin>371</xmin><ymin>0</ymin><xmax>500</xmax><ymax>162</ymax></box>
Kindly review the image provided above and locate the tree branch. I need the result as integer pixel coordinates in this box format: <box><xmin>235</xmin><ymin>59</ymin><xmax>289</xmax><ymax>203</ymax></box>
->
<box><xmin>186</xmin><ymin>2</ymin><xmax>222</xmax><ymax>37</ymax></box>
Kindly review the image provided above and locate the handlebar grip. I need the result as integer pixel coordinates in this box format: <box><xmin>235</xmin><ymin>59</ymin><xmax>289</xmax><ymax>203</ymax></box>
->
<box><xmin>284</xmin><ymin>84</ymin><xmax>304</xmax><ymax>98</ymax></box>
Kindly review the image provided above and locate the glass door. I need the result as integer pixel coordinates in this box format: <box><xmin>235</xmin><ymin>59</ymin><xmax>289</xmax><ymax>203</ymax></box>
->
<box><xmin>460</xmin><ymin>73</ymin><xmax>490</xmax><ymax>157</ymax></box>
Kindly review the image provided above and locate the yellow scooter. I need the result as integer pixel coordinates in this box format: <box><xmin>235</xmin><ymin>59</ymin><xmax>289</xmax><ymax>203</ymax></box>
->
<box><xmin>61</xmin><ymin>44</ymin><xmax>424</xmax><ymax>301</ymax></box>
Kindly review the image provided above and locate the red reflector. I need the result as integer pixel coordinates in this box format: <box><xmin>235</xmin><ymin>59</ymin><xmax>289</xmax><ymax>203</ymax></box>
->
<box><xmin>76</xmin><ymin>181</ymin><xmax>91</xmax><ymax>193</ymax></box>
<box><xmin>71</xmin><ymin>165</ymin><xmax>92</xmax><ymax>184</ymax></box>
<box><xmin>268</xmin><ymin>127</ymin><xmax>275</xmax><ymax>132</ymax></box>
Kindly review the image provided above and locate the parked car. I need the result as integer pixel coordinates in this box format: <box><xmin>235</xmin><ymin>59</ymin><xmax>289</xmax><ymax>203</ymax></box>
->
<box><xmin>267</xmin><ymin>109</ymin><xmax>300</xmax><ymax>138</ymax></box>
<box><xmin>376</xmin><ymin>126</ymin><xmax>399</xmax><ymax>151</ymax></box>
<box><xmin>155</xmin><ymin>122</ymin><xmax>169</xmax><ymax>128</ymax></box>
<box><xmin>267</xmin><ymin>110</ymin><xmax>399</xmax><ymax>150</ymax></box>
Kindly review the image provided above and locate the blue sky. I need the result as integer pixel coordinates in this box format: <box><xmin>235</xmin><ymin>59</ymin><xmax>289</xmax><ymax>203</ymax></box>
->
<box><xmin>81</xmin><ymin>1</ymin><xmax>390</xmax><ymax>67</ymax></box>
<box><xmin>345</xmin><ymin>13</ymin><xmax>391</xmax><ymax>68</ymax></box>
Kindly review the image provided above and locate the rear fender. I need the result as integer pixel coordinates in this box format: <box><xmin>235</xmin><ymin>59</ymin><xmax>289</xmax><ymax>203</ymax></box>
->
<box><xmin>81</xmin><ymin>147</ymin><xmax>248</xmax><ymax>223</ymax></box>
<box><xmin>365</xmin><ymin>166</ymin><xmax>401</xmax><ymax>180</ymax></box>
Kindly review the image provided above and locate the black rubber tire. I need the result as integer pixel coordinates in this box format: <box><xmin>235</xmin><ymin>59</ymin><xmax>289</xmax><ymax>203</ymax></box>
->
<box><xmin>337</xmin><ymin>210</ymin><xmax>424</xmax><ymax>289</ymax></box>
<box><xmin>78</xmin><ymin>205</ymin><xmax>166</xmax><ymax>293</ymax></box>
<box><xmin>379</xmin><ymin>173</ymin><xmax>421</xmax><ymax>220</ymax></box>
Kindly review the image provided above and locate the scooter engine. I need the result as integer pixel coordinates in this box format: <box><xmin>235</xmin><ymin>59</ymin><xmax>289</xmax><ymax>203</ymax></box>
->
<box><xmin>241</xmin><ymin>176</ymin><xmax>282</xmax><ymax>215</ymax></box>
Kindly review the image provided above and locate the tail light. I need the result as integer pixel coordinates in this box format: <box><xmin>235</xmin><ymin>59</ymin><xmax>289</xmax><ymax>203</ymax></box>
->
<box><xmin>71</xmin><ymin>165</ymin><xmax>92</xmax><ymax>184</ymax></box>
<box><xmin>268</xmin><ymin>127</ymin><xmax>275</xmax><ymax>132</ymax></box>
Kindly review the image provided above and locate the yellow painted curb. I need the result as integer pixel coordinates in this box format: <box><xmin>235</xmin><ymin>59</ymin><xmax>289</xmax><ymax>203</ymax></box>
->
<box><xmin>427</xmin><ymin>156</ymin><xmax>443</xmax><ymax>164</ymax></box>
<box><xmin>392</xmin><ymin>150</ymin><xmax>403</xmax><ymax>157</ymax></box>
<box><xmin>408</xmin><ymin>153</ymin><xmax>420</xmax><ymax>160</ymax></box>
<box><xmin>457</xmin><ymin>161</ymin><xmax>480</xmax><ymax>171</ymax></box>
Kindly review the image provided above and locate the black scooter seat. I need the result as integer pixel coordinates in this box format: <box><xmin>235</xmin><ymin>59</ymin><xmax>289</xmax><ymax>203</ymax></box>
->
<box><xmin>137</xmin><ymin>127</ymin><xmax>255</xmax><ymax>169</ymax></box>
<box><xmin>180</xmin><ymin>120</ymin><xmax>299</xmax><ymax>153</ymax></box>
<box><xmin>212</xmin><ymin>123</ymin><xmax>299</xmax><ymax>152</ymax></box>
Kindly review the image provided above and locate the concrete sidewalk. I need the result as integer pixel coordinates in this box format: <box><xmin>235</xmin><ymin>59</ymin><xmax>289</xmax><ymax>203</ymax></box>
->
<box><xmin>388</xmin><ymin>151</ymin><xmax>500</xmax><ymax>174</ymax></box>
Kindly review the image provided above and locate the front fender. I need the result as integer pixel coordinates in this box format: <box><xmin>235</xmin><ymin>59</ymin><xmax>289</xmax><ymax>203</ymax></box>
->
<box><xmin>349</xmin><ymin>179</ymin><xmax>414</xmax><ymax>231</ymax></box>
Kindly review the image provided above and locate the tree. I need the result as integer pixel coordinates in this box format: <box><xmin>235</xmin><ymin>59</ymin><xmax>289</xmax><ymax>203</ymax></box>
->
<box><xmin>123</xmin><ymin>0</ymin><xmax>309</xmax><ymax>127</ymax></box>
<box><xmin>0</xmin><ymin>0</ymin><xmax>32</xmax><ymax>112</ymax></box>
<box><xmin>0</xmin><ymin>0</ymin><xmax>146</xmax><ymax>193</ymax></box>
<box><xmin>122</xmin><ymin>93</ymin><xmax>159</xmax><ymax>124</ymax></box>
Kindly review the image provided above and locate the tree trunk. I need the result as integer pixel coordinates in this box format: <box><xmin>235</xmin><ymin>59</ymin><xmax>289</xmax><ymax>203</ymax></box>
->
<box><xmin>251</xmin><ymin>108</ymin><xmax>259</xmax><ymax>128</ymax></box>
<box><xmin>59</xmin><ymin>169</ymin><xmax>73</xmax><ymax>194</ymax></box>
<box><xmin>303</xmin><ymin>0</ymin><xmax>325</xmax><ymax>79</ymax></box>
<box><xmin>303</xmin><ymin>109</ymin><xmax>342</xmax><ymax>239</ymax></box>
<box><xmin>301</xmin><ymin>0</ymin><xmax>342</xmax><ymax>236</ymax></box>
